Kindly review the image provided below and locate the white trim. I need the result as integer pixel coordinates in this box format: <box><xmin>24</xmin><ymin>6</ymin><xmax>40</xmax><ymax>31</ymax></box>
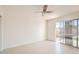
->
<box><xmin>0</xmin><ymin>15</ymin><xmax>3</xmax><ymax>52</ymax></box>
<box><xmin>2</xmin><ymin>39</ymin><xmax>45</xmax><ymax>50</ymax></box>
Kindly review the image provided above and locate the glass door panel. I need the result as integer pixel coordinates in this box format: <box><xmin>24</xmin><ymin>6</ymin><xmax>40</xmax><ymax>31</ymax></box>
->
<box><xmin>56</xmin><ymin>19</ymin><xmax>79</xmax><ymax>48</ymax></box>
<box><xmin>78</xmin><ymin>19</ymin><xmax>79</xmax><ymax>48</ymax></box>
<box><xmin>59</xmin><ymin>21</ymin><xmax>65</xmax><ymax>44</ymax></box>
<box><xmin>72</xmin><ymin>20</ymin><xmax>77</xmax><ymax>47</ymax></box>
<box><xmin>56</xmin><ymin>21</ymin><xmax>65</xmax><ymax>43</ymax></box>
<box><xmin>55</xmin><ymin>22</ymin><xmax>61</xmax><ymax>42</ymax></box>
<box><xmin>65</xmin><ymin>20</ymin><xmax>73</xmax><ymax>46</ymax></box>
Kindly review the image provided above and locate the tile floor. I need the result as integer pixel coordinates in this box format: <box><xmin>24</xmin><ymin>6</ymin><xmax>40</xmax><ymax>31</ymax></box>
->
<box><xmin>1</xmin><ymin>40</ymin><xmax>79</xmax><ymax>54</ymax></box>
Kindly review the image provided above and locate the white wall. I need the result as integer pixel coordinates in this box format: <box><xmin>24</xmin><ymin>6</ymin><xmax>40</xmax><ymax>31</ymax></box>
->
<box><xmin>1</xmin><ymin>6</ymin><xmax>46</xmax><ymax>49</ymax></box>
<box><xmin>0</xmin><ymin>6</ymin><xmax>3</xmax><ymax>51</ymax></box>
<box><xmin>0</xmin><ymin>17</ymin><xmax>1</xmax><ymax>51</ymax></box>
<box><xmin>47</xmin><ymin>20</ymin><xmax>56</xmax><ymax>41</ymax></box>
<box><xmin>47</xmin><ymin>12</ymin><xmax>79</xmax><ymax>41</ymax></box>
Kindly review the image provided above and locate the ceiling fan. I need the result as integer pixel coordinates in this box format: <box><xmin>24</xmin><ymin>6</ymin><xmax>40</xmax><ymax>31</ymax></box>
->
<box><xmin>36</xmin><ymin>5</ymin><xmax>53</xmax><ymax>16</ymax></box>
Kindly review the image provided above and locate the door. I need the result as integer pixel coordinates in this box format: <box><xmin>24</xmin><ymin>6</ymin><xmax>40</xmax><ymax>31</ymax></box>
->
<box><xmin>55</xmin><ymin>19</ymin><xmax>79</xmax><ymax>48</ymax></box>
<box><xmin>55</xmin><ymin>21</ymin><xmax>65</xmax><ymax>43</ymax></box>
<box><xmin>72</xmin><ymin>20</ymin><xmax>78</xmax><ymax>47</ymax></box>
<box><xmin>78</xmin><ymin>19</ymin><xmax>79</xmax><ymax>48</ymax></box>
<box><xmin>65</xmin><ymin>19</ymin><xmax>79</xmax><ymax>47</ymax></box>
<box><xmin>65</xmin><ymin>20</ymin><xmax>73</xmax><ymax>46</ymax></box>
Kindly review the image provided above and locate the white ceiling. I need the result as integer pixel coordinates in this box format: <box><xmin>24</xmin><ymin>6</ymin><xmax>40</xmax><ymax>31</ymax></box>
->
<box><xmin>2</xmin><ymin>5</ymin><xmax>79</xmax><ymax>20</ymax></box>
<box><xmin>32</xmin><ymin>5</ymin><xmax>79</xmax><ymax>19</ymax></box>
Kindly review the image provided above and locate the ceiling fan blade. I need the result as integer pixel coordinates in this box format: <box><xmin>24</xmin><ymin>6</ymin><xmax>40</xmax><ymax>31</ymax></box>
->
<box><xmin>43</xmin><ymin>5</ymin><xmax>48</xmax><ymax>13</ymax></box>
<box><xmin>42</xmin><ymin>5</ymin><xmax>48</xmax><ymax>16</ymax></box>
<box><xmin>34</xmin><ymin>11</ymin><xmax>42</xmax><ymax>13</ymax></box>
<box><xmin>46</xmin><ymin>11</ymin><xmax>53</xmax><ymax>13</ymax></box>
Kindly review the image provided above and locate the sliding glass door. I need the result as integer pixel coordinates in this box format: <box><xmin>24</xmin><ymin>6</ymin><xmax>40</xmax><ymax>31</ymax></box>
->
<box><xmin>56</xmin><ymin>18</ymin><xmax>79</xmax><ymax>48</ymax></box>
<box><xmin>65</xmin><ymin>20</ymin><xmax>73</xmax><ymax>46</ymax></box>
<box><xmin>65</xmin><ymin>19</ymin><xmax>79</xmax><ymax>47</ymax></box>
<box><xmin>59</xmin><ymin>21</ymin><xmax>65</xmax><ymax>43</ymax></box>
<box><xmin>56</xmin><ymin>21</ymin><xmax>65</xmax><ymax>43</ymax></box>
<box><xmin>78</xmin><ymin>19</ymin><xmax>79</xmax><ymax>48</ymax></box>
<box><xmin>65</xmin><ymin>19</ymin><xmax>79</xmax><ymax>48</ymax></box>
<box><xmin>72</xmin><ymin>20</ymin><xmax>78</xmax><ymax>47</ymax></box>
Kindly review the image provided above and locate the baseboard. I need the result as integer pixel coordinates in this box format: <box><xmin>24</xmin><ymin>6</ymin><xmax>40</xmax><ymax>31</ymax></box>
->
<box><xmin>2</xmin><ymin>39</ymin><xmax>45</xmax><ymax>50</ymax></box>
<box><xmin>47</xmin><ymin>40</ymin><xmax>55</xmax><ymax>42</ymax></box>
